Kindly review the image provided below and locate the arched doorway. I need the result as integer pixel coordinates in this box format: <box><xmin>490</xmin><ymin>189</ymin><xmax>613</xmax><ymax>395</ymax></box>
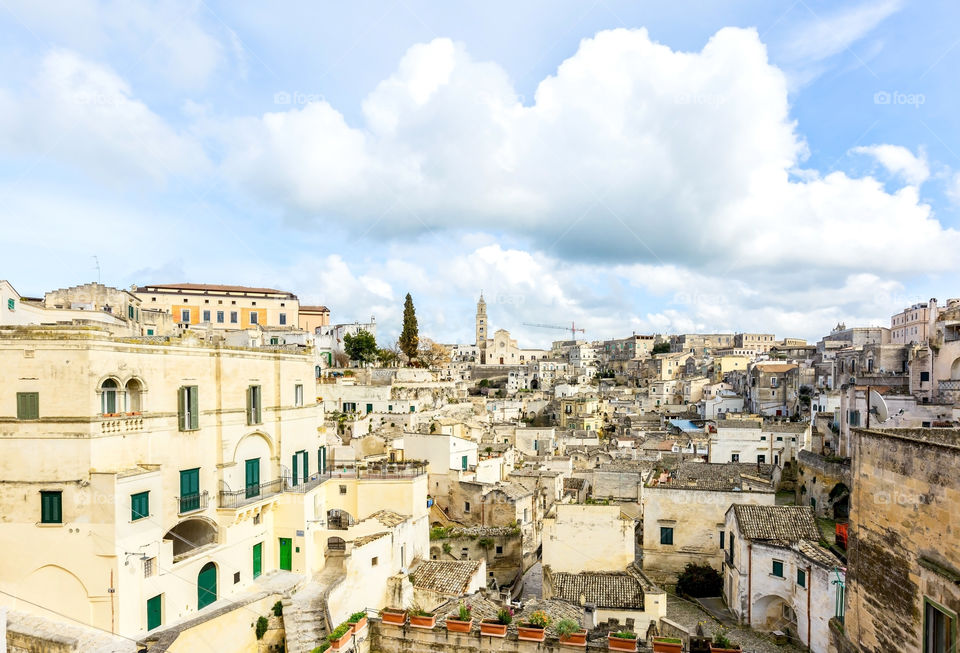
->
<box><xmin>327</xmin><ymin>536</ymin><xmax>346</xmax><ymax>552</ymax></box>
<box><xmin>327</xmin><ymin>509</ymin><xmax>355</xmax><ymax>530</ymax></box>
<box><xmin>198</xmin><ymin>562</ymin><xmax>217</xmax><ymax>610</ymax></box>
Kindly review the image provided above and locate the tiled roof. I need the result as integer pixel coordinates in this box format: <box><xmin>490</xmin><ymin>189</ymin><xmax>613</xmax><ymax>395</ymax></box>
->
<box><xmin>300</xmin><ymin>305</ymin><xmax>330</xmax><ymax>312</ymax></box>
<box><xmin>654</xmin><ymin>462</ymin><xmax>775</xmax><ymax>491</ymax></box>
<box><xmin>754</xmin><ymin>363</ymin><xmax>798</xmax><ymax>373</ymax></box>
<box><xmin>732</xmin><ymin>505</ymin><xmax>820</xmax><ymax>542</ymax></box>
<box><xmin>369</xmin><ymin>510</ymin><xmax>408</xmax><ymax>528</ymax></box>
<box><xmin>717</xmin><ymin>419</ymin><xmax>761</xmax><ymax>429</ymax></box>
<box><xmin>564</xmin><ymin>477</ymin><xmax>586</xmax><ymax>490</ymax></box>
<box><xmin>795</xmin><ymin>539</ymin><xmax>843</xmax><ymax>568</ymax></box>
<box><xmin>483</xmin><ymin>482</ymin><xmax>533</xmax><ymax>500</ymax></box>
<box><xmin>412</xmin><ymin>560</ymin><xmax>481</xmax><ymax>595</ymax></box>
<box><xmin>136</xmin><ymin>283</ymin><xmax>295</xmax><ymax>296</ymax></box>
<box><xmin>351</xmin><ymin>531</ymin><xmax>390</xmax><ymax>547</ymax></box>
<box><xmin>551</xmin><ymin>571</ymin><xmax>645</xmax><ymax>609</ymax></box>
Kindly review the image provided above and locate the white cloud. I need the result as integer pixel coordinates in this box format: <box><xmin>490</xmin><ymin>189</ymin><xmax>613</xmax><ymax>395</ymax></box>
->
<box><xmin>851</xmin><ymin>144</ymin><xmax>930</xmax><ymax>186</ymax></box>
<box><xmin>0</xmin><ymin>50</ymin><xmax>209</xmax><ymax>185</ymax></box>
<box><xmin>219</xmin><ymin>28</ymin><xmax>960</xmax><ymax>278</ymax></box>
<box><xmin>779</xmin><ymin>0</ymin><xmax>901</xmax><ymax>65</ymax></box>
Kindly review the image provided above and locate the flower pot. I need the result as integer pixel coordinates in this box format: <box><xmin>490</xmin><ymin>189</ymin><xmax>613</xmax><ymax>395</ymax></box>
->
<box><xmin>446</xmin><ymin>617</ymin><xmax>473</xmax><ymax>633</ymax></box>
<box><xmin>608</xmin><ymin>633</ymin><xmax>639</xmax><ymax>652</ymax></box>
<box><xmin>409</xmin><ymin>613</ymin><xmax>436</xmax><ymax>629</ymax></box>
<box><xmin>560</xmin><ymin>629</ymin><xmax>588</xmax><ymax>647</ymax></box>
<box><xmin>518</xmin><ymin>625</ymin><xmax>546</xmax><ymax>642</ymax></box>
<box><xmin>652</xmin><ymin>637</ymin><xmax>684</xmax><ymax>653</ymax></box>
<box><xmin>380</xmin><ymin>609</ymin><xmax>406</xmax><ymax>626</ymax></box>
<box><xmin>349</xmin><ymin>616</ymin><xmax>368</xmax><ymax>633</ymax></box>
<box><xmin>328</xmin><ymin>630</ymin><xmax>352</xmax><ymax>650</ymax></box>
<box><xmin>480</xmin><ymin>620</ymin><xmax>508</xmax><ymax>637</ymax></box>
<box><xmin>709</xmin><ymin>647</ymin><xmax>741</xmax><ymax>653</ymax></box>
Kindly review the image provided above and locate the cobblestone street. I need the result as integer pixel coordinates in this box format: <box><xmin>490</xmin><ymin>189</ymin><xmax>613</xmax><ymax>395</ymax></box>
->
<box><xmin>666</xmin><ymin>594</ymin><xmax>808</xmax><ymax>653</ymax></box>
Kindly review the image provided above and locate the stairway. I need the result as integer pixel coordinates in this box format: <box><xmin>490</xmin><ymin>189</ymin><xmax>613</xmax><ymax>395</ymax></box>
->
<box><xmin>283</xmin><ymin>554</ymin><xmax>347</xmax><ymax>653</ymax></box>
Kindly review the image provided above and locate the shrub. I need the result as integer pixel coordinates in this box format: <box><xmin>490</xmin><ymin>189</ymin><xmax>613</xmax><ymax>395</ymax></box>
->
<box><xmin>675</xmin><ymin>562</ymin><xmax>723</xmax><ymax>598</ymax></box>
<box><xmin>496</xmin><ymin>607</ymin><xmax>514</xmax><ymax>625</ymax></box>
<box><xmin>273</xmin><ymin>600</ymin><xmax>284</xmax><ymax>616</ymax></box>
<box><xmin>442</xmin><ymin>542</ymin><xmax>452</xmax><ymax>554</ymax></box>
<box><xmin>612</xmin><ymin>631</ymin><xmax>637</xmax><ymax>639</ymax></box>
<box><xmin>328</xmin><ymin>623</ymin><xmax>351</xmax><ymax>642</ymax></box>
<box><xmin>477</xmin><ymin>537</ymin><xmax>494</xmax><ymax>549</ymax></box>
<box><xmin>310</xmin><ymin>644</ymin><xmax>330</xmax><ymax>653</ymax></box>
<box><xmin>255</xmin><ymin>616</ymin><xmax>269</xmax><ymax>640</ymax></box>
<box><xmin>430</xmin><ymin>526</ymin><xmax>450</xmax><ymax>540</ymax></box>
<box><xmin>348</xmin><ymin>611</ymin><xmax>366</xmax><ymax>623</ymax></box>
<box><xmin>712</xmin><ymin>626</ymin><xmax>734</xmax><ymax>648</ymax></box>
<box><xmin>410</xmin><ymin>605</ymin><xmax>433</xmax><ymax>617</ymax></box>
<box><xmin>453</xmin><ymin>603</ymin><xmax>471</xmax><ymax>621</ymax></box>
<box><xmin>526</xmin><ymin>610</ymin><xmax>551</xmax><ymax>628</ymax></box>
<box><xmin>556</xmin><ymin>618</ymin><xmax>581</xmax><ymax>637</ymax></box>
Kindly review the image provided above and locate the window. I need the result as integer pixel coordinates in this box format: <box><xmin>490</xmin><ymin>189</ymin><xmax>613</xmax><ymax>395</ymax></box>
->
<box><xmin>920</xmin><ymin>371</ymin><xmax>930</xmax><ymax>382</ymax></box>
<box><xmin>100</xmin><ymin>379</ymin><xmax>118</xmax><ymax>414</ymax></box>
<box><xmin>339</xmin><ymin>485</ymin><xmax>347</xmax><ymax>495</ymax></box>
<box><xmin>797</xmin><ymin>568</ymin><xmax>806</xmax><ymax>588</ymax></box>
<box><xmin>464</xmin><ymin>501</ymin><xmax>471</xmax><ymax>513</ymax></box>
<box><xmin>924</xmin><ymin>598</ymin><xmax>956</xmax><ymax>653</ymax></box>
<box><xmin>776</xmin><ymin>436</ymin><xmax>783</xmax><ymax>442</ymax></box>
<box><xmin>202</xmin><ymin>310</ymin><xmax>211</xmax><ymax>322</ymax></box>
<box><xmin>131</xmin><ymin>491</ymin><xmax>149</xmax><ymax>521</ymax></box>
<box><xmin>294</xmin><ymin>384</ymin><xmax>303</xmax><ymax>407</ymax></box>
<box><xmin>144</xmin><ymin>557</ymin><xmax>155</xmax><ymax>578</ymax></box>
<box><xmin>178</xmin><ymin>386</ymin><xmax>199</xmax><ymax>431</ymax></box>
<box><xmin>757</xmin><ymin>455</ymin><xmax>766</xmax><ymax>464</ymax></box>
<box><xmin>7</xmin><ymin>298</ymin><xmax>14</xmax><ymax>311</ymax></box>
<box><xmin>41</xmin><ymin>490</ymin><xmax>62</xmax><ymax>524</ymax></box>
<box><xmin>719</xmin><ymin>530</ymin><xmax>725</xmax><ymax>549</ymax></box>
<box><xmin>366</xmin><ymin>403</ymin><xmax>373</xmax><ymax>414</ymax></box>
<box><xmin>16</xmin><ymin>392</ymin><xmax>39</xmax><ymax>420</ymax></box>
<box><xmin>216</xmin><ymin>311</ymin><xmax>224</xmax><ymax>323</ymax></box>
<box><xmin>128</xmin><ymin>305</ymin><xmax>134</xmax><ymax>319</ymax></box>
<box><xmin>371</xmin><ymin>557</ymin><xmax>378</xmax><ymax>566</ymax></box>
<box><xmin>731</xmin><ymin>454</ymin><xmax>740</xmax><ymax>462</ymax></box>
<box><xmin>523</xmin><ymin>508</ymin><xmax>530</xmax><ymax>522</ymax></box>
<box><xmin>230</xmin><ymin>311</ymin><xmax>238</xmax><ymax>324</ymax></box>
<box><xmin>247</xmin><ymin>385</ymin><xmax>262</xmax><ymax>425</ymax></box>
<box><xmin>250</xmin><ymin>311</ymin><xmax>259</xmax><ymax>325</ymax></box>
<box><xmin>146</xmin><ymin>329</ymin><xmax>154</xmax><ymax>335</ymax></box>
<box><xmin>180</xmin><ymin>309</ymin><xmax>190</xmax><ymax>322</ymax></box>
<box><xmin>279</xmin><ymin>313</ymin><xmax>287</xmax><ymax>325</ymax></box>
<box><xmin>244</xmin><ymin>458</ymin><xmax>260</xmax><ymax>498</ymax></box>
<box><xmin>660</xmin><ymin>526</ymin><xmax>674</xmax><ymax>545</ymax></box>
<box><xmin>760</xmin><ymin>436</ymin><xmax>767</xmax><ymax>441</ymax></box>
<box><xmin>772</xmin><ymin>560</ymin><xmax>784</xmax><ymax>577</ymax></box>
<box><xmin>496</xmin><ymin>545</ymin><xmax>503</xmax><ymax>555</ymax></box>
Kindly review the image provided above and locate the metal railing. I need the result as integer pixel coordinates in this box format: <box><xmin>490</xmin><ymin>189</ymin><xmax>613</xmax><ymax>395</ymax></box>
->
<box><xmin>177</xmin><ymin>491</ymin><xmax>209</xmax><ymax>515</ymax></box>
<box><xmin>218</xmin><ymin>479</ymin><xmax>284</xmax><ymax>509</ymax></box>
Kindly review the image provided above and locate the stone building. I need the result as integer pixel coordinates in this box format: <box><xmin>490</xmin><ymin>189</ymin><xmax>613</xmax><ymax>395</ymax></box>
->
<box><xmin>835</xmin><ymin>427</ymin><xmax>960</xmax><ymax>653</ymax></box>
<box><xmin>723</xmin><ymin>504</ymin><xmax>844</xmax><ymax>653</ymax></box>
<box><xmin>134</xmin><ymin>282</ymin><xmax>300</xmax><ymax>330</ymax></box>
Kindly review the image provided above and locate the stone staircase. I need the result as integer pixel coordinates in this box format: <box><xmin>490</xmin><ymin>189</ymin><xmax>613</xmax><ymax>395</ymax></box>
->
<box><xmin>283</xmin><ymin>554</ymin><xmax>347</xmax><ymax>653</ymax></box>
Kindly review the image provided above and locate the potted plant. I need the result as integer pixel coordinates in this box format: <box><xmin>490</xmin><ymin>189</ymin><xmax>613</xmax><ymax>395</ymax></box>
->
<box><xmin>557</xmin><ymin>618</ymin><xmax>587</xmax><ymax>647</ymax></box>
<box><xmin>446</xmin><ymin>603</ymin><xmax>473</xmax><ymax>633</ymax></box>
<box><xmin>608</xmin><ymin>631</ymin><xmax>639</xmax><ymax>652</ymax></box>
<box><xmin>310</xmin><ymin>644</ymin><xmax>330</xmax><ymax>653</ymax></box>
<box><xmin>409</xmin><ymin>606</ymin><xmax>437</xmax><ymax>629</ymax></box>
<box><xmin>709</xmin><ymin>627</ymin><xmax>741</xmax><ymax>652</ymax></box>
<box><xmin>518</xmin><ymin>610</ymin><xmax>551</xmax><ymax>642</ymax></box>
<box><xmin>379</xmin><ymin>607</ymin><xmax>406</xmax><ymax>626</ymax></box>
<box><xmin>327</xmin><ymin>623</ymin><xmax>353</xmax><ymax>650</ymax></box>
<box><xmin>480</xmin><ymin>607</ymin><xmax>512</xmax><ymax>637</ymax></box>
<box><xmin>347</xmin><ymin>611</ymin><xmax>367</xmax><ymax>633</ymax></box>
<box><xmin>653</xmin><ymin>636</ymin><xmax>684</xmax><ymax>653</ymax></box>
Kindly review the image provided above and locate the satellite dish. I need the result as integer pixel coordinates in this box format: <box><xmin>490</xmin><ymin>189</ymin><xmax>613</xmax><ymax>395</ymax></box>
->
<box><xmin>869</xmin><ymin>390</ymin><xmax>889</xmax><ymax>422</ymax></box>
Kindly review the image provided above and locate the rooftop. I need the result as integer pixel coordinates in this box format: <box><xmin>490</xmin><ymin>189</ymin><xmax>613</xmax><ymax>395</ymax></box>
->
<box><xmin>650</xmin><ymin>461</ymin><xmax>776</xmax><ymax>491</ymax></box>
<box><xmin>731</xmin><ymin>504</ymin><xmax>820</xmax><ymax>543</ymax></box>
<box><xmin>551</xmin><ymin>570</ymin><xmax>646</xmax><ymax>609</ymax></box>
<box><xmin>411</xmin><ymin>560</ymin><xmax>482</xmax><ymax>595</ymax></box>
<box><xmin>136</xmin><ymin>283</ymin><xmax>297</xmax><ymax>298</ymax></box>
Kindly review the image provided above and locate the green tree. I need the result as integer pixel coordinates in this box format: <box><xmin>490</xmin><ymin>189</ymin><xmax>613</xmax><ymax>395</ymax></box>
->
<box><xmin>344</xmin><ymin>329</ymin><xmax>378</xmax><ymax>366</ymax></box>
<box><xmin>399</xmin><ymin>293</ymin><xmax>419</xmax><ymax>363</ymax></box>
<box><xmin>652</xmin><ymin>341</ymin><xmax>671</xmax><ymax>355</ymax></box>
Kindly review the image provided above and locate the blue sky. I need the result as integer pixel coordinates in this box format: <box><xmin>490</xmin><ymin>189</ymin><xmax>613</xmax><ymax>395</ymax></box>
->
<box><xmin>1</xmin><ymin>0</ymin><xmax>959</xmax><ymax>347</ymax></box>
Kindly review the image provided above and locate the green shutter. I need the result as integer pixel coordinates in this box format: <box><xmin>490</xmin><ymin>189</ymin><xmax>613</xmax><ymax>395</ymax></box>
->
<box><xmin>292</xmin><ymin>454</ymin><xmax>298</xmax><ymax>486</ymax></box>
<box><xmin>189</xmin><ymin>386</ymin><xmax>199</xmax><ymax>430</ymax></box>
<box><xmin>41</xmin><ymin>491</ymin><xmax>62</xmax><ymax>523</ymax></box>
<box><xmin>17</xmin><ymin>392</ymin><xmax>39</xmax><ymax>420</ymax></box>
<box><xmin>178</xmin><ymin>387</ymin><xmax>187</xmax><ymax>431</ymax></box>
<box><xmin>255</xmin><ymin>386</ymin><xmax>261</xmax><ymax>424</ymax></box>
<box><xmin>245</xmin><ymin>458</ymin><xmax>260</xmax><ymax>498</ymax></box>
<box><xmin>302</xmin><ymin>451</ymin><xmax>308</xmax><ymax>482</ymax></box>
<box><xmin>131</xmin><ymin>491</ymin><xmax>149</xmax><ymax>521</ymax></box>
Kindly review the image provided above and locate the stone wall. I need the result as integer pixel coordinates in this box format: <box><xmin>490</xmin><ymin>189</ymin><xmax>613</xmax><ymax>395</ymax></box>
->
<box><xmin>429</xmin><ymin>527</ymin><xmax>524</xmax><ymax>589</ymax></box>
<box><xmin>795</xmin><ymin>450</ymin><xmax>851</xmax><ymax>519</ymax></box>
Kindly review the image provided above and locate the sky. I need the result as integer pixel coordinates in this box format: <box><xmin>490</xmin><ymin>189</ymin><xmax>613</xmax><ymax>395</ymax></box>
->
<box><xmin>2</xmin><ymin>0</ymin><xmax>959</xmax><ymax>348</ymax></box>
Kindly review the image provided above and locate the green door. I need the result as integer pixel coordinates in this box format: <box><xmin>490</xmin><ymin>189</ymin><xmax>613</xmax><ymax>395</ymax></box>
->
<box><xmin>197</xmin><ymin>562</ymin><xmax>217</xmax><ymax>610</ymax></box>
<box><xmin>245</xmin><ymin>458</ymin><xmax>260</xmax><ymax>498</ymax></box>
<box><xmin>180</xmin><ymin>468</ymin><xmax>200</xmax><ymax>512</ymax></box>
<box><xmin>147</xmin><ymin>594</ymin><xmax>162</xmax><ymax>630</ymax></box>
<box><xmin>461</xmin><ymin>455</ymin><xmax>468</xmax><ymax>470</ymax></box>
<box><xmin>279</xmin><ymin>538</ymin><xmax>292</xmax><ymax>571</ymax></box>
<box><xmin>253</xmin><ymin>542</ymin><xmax>263</xmax><ymax>579</ymax></box>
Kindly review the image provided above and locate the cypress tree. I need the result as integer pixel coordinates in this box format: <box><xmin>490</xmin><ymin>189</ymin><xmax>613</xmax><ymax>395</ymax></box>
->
<box><xmin>399</xmin><ymin>293</ymin><xmax>419</xmax><ymax>363</ymax></box>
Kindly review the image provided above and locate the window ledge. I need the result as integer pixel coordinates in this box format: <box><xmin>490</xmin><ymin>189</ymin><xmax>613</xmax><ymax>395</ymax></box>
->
<box><xmin>37</xmin><ymin>523</ymin><xmax>64</xmax><ymax>528</ymax></box>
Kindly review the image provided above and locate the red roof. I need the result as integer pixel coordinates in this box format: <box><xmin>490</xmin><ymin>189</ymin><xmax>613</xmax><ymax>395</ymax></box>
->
<box><xmin>300</xmin><ymin>305</ymin><xmax>330</xmax><ymax>313</ymax></box>
<box><xmin>137</xmin><ymin>283</ymin><xmax>296</xmax><ymax>297</ymax></box>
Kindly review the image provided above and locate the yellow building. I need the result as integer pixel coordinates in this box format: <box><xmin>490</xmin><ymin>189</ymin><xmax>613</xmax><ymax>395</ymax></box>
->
<box><xmin>558</xmin><ymin>396</ymin><xmax>600</xmax><ymax>430</ymax></box>
<box><xmin>134</xmin><ymin>283</ymin><xmax>301</xmax><ymax>330</ymax></box>
<box><xmin>0</xmin><ymin>323</ymin><xmax>430</xmax><ymax>641</ymax></box>
<box><xmin>298</xmin><ymin>304</ymin><xmax>331</xmax><ymax>332</ymax></box>
<box><xmin>714</xmin><ymin>354</ymin><xmax>749</xmax><ymax>382</ymax></box>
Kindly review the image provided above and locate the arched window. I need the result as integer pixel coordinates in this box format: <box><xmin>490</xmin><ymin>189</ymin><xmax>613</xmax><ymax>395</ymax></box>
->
<box><xmin>125</xmin><ymin>378</ymin><xmax>143</xmax><ymax>413</ymax></box>
<box><xmin>100</xmin><ymin>379</ymin><xmax>118</xmax><ymax>415</ymax></box>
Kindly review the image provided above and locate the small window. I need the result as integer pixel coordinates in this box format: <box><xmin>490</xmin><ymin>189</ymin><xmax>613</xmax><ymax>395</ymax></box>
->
<box><xmin>7</xmin><ymin>298</ymin><xmax>15</xmax><ymax>311</ymax></box>
<box><xmin>247</xmin><ymin>385</ymin><xmax>262</xmax><ymax>425</ymax></box>
<box><xmin>924</xmin><ymin>599</ymin><xmax>956</xmax><ymax>653</ymax></box>
<box><xmin>234</xmin><ymin>571</ymin><xmax>240</xmax><ymax>584</ymax></box>
<box><xmin>131</xmin><ymin>491</ymin><xmax>149</xmax><ymax>521</ymax></box>
<box><xmin>144</xmin><ymin>557</ymin><xmax>155</xmax><ymax>578</ymax></box>
<box><xmin>772</xmin><ymin>560</ymin><xmax>784</xmax><ymax>577</ymax></box>
<box><xmin>216</xmin><ymin>311</ymin><xmax>224</xmax><ymax>323</ymax></box>
<box><xmin>279</xmin><ymin>313</ymin><xmax>287</xmax><ymax>325</ymax></box>
<box><xmin>41</xmin><ymin>490</ymin><xmax>62</xmax><ymax>524</ymax></box>
<box><xmin>776</xmin><ymin>436</ymin><xmax>783</xmax><ymax>442</ymax></box>
<box><xmin>760</xmin><ymin>436</ymin><xmax>767</xmax><ymax>441</ymax></box>
<box><xmin>250</xmin><ymin>312</ymin><xmax>259</xmax><ymax>325</ymax></box>
<box><xmin>464</xmin><ymin>501</ymin><xmax>471</xmax><ymax>513</ymax></box>
<box><xmin>294</xmin><ymin>384</ymin><xmax>304</xmax><ymax>407</ymax></box>
<box><xmin>339</xmin><ymin>485</ymin><xmax>347</xmax><ymax>495</ymax></box>
<box><xmin>202</xmin><ymin>310</ymin><xmax>211</xmax><ymax>322</ymax></box>
<box><xmin>921</xmin><ymin>371</ymin><xmax>930</xmax><ymax>382</ymax></box>
<box><xmin>797</xmin><ymin>568</ymin><xmax>806</xmax><ymax>588</ymax></box>
<box><xmin>757</xmin><ymin>455</ymin><xmax>766</xmax><ymax>464</ymax></box>
<box><xmin>230</xmin><ymin>311</ymin><xmax>238</xmax><ymax>323</ymax></box>
<box><xmin>17</xmin><ymin>392</ymin><xmax>39</xmax><ymax>420</ymax></box>
<box><xmin>371</xmin><ymin>556</ymin><xmax>378</xmax><ymax>567</ymax></box>
<box><xmin>146</xmin><ymin>328</ymin><xmax>154</xmax><ymax>335</ymax></box>
<box><xmin>128</xmin><ymin>305</ymin><xmax>134</xmax><ymax>319</ymax></box>
<box><xmin>496</xmin><ymin>545</ymin><xmax>503</xmax><ymax>555</ymax></box>
<box><xmin>719</xmin><ymin>530</ymin><xmax>725</xmax><ymax>549</ymax></box>
<box><xmin>660</xmin><ymin>526</ymin><xmax>674</xmax><ymax>545</ymax></box>
<box><xmin>180</xmin><ymin>309</ymin><xmax>190</xmax><ymax>322</ymax></box>
<box><xmin>731</xmin><ymin>454</ymin><xmax>740</xmax><ymax>462</ymax></box>
<box><xmin>178</xmin><ymin>386</ymin><xmax>199</xmax><ymax>431</ymax></box>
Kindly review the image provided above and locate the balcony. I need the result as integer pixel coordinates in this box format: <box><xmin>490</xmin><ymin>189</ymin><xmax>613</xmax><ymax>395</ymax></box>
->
<box><xmin>99</xmin><ymin>414</ymin><xmax>144</xmax><ymax>433</ymax></box>
<box><xmin>177</xmin><ymin>491</ymin><xmax>209</xmax><ymax>515</ymax></box>
<box><xmin>218</xmin><ymin>478</ymin><xmax>284</xmax><ymax>509</ymax></box>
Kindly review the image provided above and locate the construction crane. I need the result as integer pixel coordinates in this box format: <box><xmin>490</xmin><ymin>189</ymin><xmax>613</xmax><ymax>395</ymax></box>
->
<box><xmin>522</xmin><ymin>322</ymin><xmax>586</xmax><ymax>340</ymax></box>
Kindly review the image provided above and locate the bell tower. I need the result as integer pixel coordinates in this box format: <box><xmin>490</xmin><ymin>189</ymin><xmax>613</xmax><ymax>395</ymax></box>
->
<box><xmin>476</xmin><ymin>293</ymin><xmax>487</xmax><ymax>364</ymax></box>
